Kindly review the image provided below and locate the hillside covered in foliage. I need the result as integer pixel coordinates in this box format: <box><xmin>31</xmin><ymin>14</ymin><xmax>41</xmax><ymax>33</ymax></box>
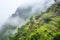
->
<box><xmin>8</xmin><ymin>2</ymin><xmax>60</xmax><ymax>40</ymax></box>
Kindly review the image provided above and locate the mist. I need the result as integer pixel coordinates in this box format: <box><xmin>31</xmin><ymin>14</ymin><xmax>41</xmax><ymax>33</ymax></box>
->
<box><xmin>0</xmin><ymin>0</ymin><xmax>26</xmax><ymax>28</ymax></box>
<box><xmin>4</xmin><ymin>0</ymin><xmax>55</xmax><ymax>27</ymax></box>
<box><xmin>0</xmin><ymin>0</ymin><xmax>55</xmax><ymax>28</ymax></box>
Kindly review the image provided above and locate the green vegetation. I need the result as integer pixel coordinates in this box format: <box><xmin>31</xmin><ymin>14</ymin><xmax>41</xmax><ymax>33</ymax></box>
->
<box><xmin>8</xmin><ymin>2</ymin><xmax>60</xmax><ymax>40</ymax></box>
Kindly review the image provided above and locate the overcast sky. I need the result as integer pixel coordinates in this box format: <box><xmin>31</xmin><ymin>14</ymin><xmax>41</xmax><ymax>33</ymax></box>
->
<box><xmin>0</xmin><ymin>0</ymin><xmax>55</xmax><ymax>28</ymax></box>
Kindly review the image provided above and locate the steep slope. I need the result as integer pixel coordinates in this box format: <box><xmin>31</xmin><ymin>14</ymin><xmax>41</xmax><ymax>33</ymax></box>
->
<box><xmin>8</xmin><ymin>2</ymin><xmax>60</xmax><ymax>40</ymax></box>
<box><xmin>0</xmin><ymin>1</ymin><xmax>55</xmax><ymax>40</ymax></box>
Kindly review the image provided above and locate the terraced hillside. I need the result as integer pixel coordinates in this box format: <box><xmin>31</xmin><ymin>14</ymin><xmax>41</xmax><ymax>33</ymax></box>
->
<box><xmin>8</xmin><ymin>2</ymin><xmax>60</xmax><ymax>40</ymax></box>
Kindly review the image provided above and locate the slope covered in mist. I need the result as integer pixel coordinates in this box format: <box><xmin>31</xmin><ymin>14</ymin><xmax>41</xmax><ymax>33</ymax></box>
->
<box><xmin>8</xmin><ymin>2</ymin><xmax>60</xmax><ymax>40</ymax></box>
<box><xmin>0</xmin><ymin>0</ymin><xmax>55</xmax><ymax>40</ymax></box>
